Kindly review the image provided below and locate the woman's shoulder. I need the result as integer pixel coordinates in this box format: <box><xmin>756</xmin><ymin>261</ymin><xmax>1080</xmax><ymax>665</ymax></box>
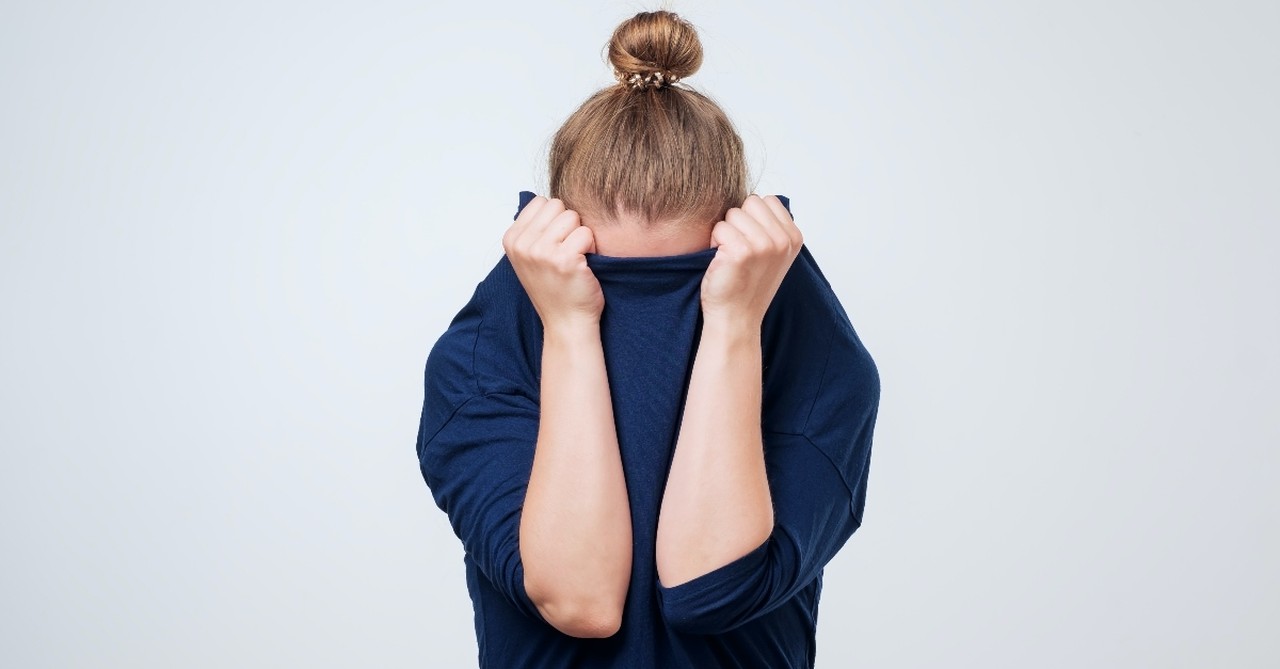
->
<box><xmin>423</xmin><ymin>254</ymin><xmax>543</xmax><ymax>408</ymax></box>
<box><xmin>765</xmin><ymin>244</ymin><xmax>868</xmax><ymax>345</ymax></box>
<box><xmin>761</xmin><ymin>244</ymin><xmax>879</xmax><ymax>434</ymax></box>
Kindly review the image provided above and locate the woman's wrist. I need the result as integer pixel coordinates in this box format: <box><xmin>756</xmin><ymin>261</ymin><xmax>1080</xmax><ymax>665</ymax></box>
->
<box><xmin>700</xmin><ymin>309</ymin><xmax>763</xmax><ymax>344</ymax></box>
<box><xmin>541</xmin><ymin>314</ymin><xmax>603</xmax><ymax>345</ymax></box>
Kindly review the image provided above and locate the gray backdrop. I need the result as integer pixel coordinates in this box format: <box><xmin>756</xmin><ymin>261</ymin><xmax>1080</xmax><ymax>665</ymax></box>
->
<box><xmin>2</xmin><ymin>0</ymin><xmax>1276</xmax><ymax>667</ymax></box>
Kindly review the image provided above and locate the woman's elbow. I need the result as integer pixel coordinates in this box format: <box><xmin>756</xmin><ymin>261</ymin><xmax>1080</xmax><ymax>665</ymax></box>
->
<box><xmin>531</xmin><ymin>596</ymin><xmax>624</xmax><ymax>638</ymax></box>
<box><xmin>520</xmin><ymin>545</ymin><xmax>631</xmax><ymax>637</ymax></box>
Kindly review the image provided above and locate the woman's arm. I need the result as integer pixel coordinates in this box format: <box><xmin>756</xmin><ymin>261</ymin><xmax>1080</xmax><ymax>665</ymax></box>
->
<box><xmin>504</xmin><ymin>196</ymin><xmax>632</xmax><ymax>638</ymax></box>
<box><xmin>656</xmin><ymin>194</ymin><xmax>803</xmax><ymax>587</ymax></box>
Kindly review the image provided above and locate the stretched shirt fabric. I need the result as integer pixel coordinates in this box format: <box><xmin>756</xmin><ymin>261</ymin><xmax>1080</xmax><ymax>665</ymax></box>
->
<box><xmin>416</xmin><ymin>191</ymin><xmax>880</xmax><ymax>668</ymax></box>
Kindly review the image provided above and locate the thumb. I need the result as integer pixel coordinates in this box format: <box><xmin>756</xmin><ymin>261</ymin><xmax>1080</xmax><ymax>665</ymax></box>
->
<box><xmin>563</xmin><ymin>224</ymin><xmax>596</xmax><ymax>256</ymax></box>
<box><xmin>709</xmin><ymin>220</ymin><xmax>727</xmax><ymax>249</ymax></box>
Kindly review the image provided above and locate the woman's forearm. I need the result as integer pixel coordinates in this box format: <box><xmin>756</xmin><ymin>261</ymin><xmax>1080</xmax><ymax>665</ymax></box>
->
<box><xmin>655</xmin><ymin>316</ymin><xmax>775</xmax><ymax>587</ymax></box>
<box><xmin>519</xmin><ymin>319</ymin><xmax>632</xmax><ymax>637</ymax></box>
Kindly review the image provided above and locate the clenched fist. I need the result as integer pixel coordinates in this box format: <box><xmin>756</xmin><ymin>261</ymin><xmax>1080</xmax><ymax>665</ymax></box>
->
<box><xmin>502</xmin><ymin>196</ymin><xmax>604</xmax><ymax>330</ymax></box>
<box><xmin>700</xmin><ymin>194</ymin><xmax>804</xmax><ymax>329</ymax></box>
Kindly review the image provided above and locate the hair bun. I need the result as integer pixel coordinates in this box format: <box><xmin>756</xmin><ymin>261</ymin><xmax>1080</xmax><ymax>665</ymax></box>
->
<box><xmin>607</xmin><ymin>10</ymin><xmax>703</xmax><ymax>90</ymax></box>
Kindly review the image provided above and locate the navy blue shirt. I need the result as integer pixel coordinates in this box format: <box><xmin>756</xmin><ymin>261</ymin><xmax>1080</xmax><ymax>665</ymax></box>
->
<box><xmin>416</xmin><ymin>191</ymin><xmax>880</xmax><ymax>668</ymax></box>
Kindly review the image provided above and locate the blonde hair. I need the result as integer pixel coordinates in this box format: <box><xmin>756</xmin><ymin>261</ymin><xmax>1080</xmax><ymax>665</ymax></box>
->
<box><xmin>548</xmin><ymin>10</ymin><xmax>750</xmax><ymax>228</ymax></box>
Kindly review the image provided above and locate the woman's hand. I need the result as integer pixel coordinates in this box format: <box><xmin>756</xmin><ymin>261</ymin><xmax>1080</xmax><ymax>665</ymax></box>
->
<box><xmin>700</xmin><ymin>194</ymin><xmax>804</xmax><ymax>328</ymax></box>
<box><xmin>502</xmin><ymin>196</ymin><xmax>604</xmax><ymax>330</ymax></box>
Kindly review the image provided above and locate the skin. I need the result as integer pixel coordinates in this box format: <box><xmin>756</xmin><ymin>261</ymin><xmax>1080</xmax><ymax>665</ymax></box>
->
<box><xmin>502</xmin><ymin>193</ymin><xmax>803</xmax><ymax>636</ymax></box>
<box><xmin>504</xmin><ymin>197</ymin><xmax>630</xmax><ymax>639</ymax></box>
<box><xmin>577</xmin><ymin>209</ymin><xmax>713</xmax><ymax>257</ymax></box>
<box><xmin>655</xmin><ymin>194</ymin><xmax>803</xmax><ymax>587</ymax></box>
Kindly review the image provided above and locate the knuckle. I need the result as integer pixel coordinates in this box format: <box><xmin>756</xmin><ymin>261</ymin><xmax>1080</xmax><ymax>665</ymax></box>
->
<box><xmin>503</xmin><ymin>235</ymin><xmax>521</xmax><ymax>254</ymax></box>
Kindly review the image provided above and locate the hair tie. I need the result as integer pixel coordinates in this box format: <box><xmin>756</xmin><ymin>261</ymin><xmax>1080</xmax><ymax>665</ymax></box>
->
<box><xmin>616</xmin><ymin>70</ymin><xmax>680</xmax><ymax>90</ymax></box>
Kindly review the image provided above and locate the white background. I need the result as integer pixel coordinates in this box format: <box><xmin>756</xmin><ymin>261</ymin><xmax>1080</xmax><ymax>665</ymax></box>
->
<box><xmin>2</xmin><ymin>1</ymin><xmax>1277</xmax><ymax>666</ymax></box>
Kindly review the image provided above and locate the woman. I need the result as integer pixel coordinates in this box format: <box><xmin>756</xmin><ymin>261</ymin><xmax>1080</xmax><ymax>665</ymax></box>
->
<box><xmin>416</xmin><ymin>10</ymin><xmax>880</xmax><ymax>668</ymax></box>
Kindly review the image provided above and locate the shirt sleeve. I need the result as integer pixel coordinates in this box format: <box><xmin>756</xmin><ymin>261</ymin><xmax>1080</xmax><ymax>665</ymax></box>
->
<box><xmin>655</xmin><ymin>429</ymin><xmax>873</xmax><ymax>635</ymax></box>
<box><xmin>417</xmin><ymin>390</ymin><xmax>546</xmax><ymax>623</ymax></box>
<box><xmin>655</xmin><ymin>243</ymin><xmax>885</xmax><ymax>637</ymax></box>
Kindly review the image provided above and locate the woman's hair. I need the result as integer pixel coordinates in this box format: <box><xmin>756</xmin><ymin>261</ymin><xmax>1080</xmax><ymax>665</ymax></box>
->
<box><xmin>548</xmin><ymin>10</ymin><xmax>750</xmax><ymax>228</ymax></box>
